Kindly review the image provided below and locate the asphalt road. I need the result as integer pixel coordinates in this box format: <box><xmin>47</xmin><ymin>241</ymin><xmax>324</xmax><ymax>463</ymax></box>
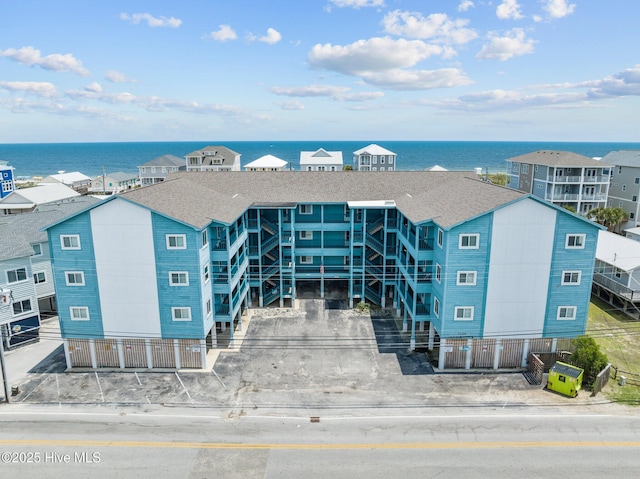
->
<box><xmin>0</xmin><ymin>408</ymin><xmax>638</xmax><ymax>478</ymax></box>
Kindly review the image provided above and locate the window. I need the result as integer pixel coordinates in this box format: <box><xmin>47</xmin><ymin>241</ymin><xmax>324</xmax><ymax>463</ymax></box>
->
<box><xmin>13</xmin><ymin>299</ymin><xmax>32</xmax><ymax>316</ymax></box>
<box><xmin>559</xmin><ymin>375</ymin><xmax>566</xmax><ymax>383</ymax></box>
<box><xmin>70</xmin><ymin>306</ymin><xmax>90</xmax><ymax>321</ymax></box>
<box><xmin>33</xmin><ymin>271</ymin><xmax>46</xmax><ymax>284</ymax></box>
<box><xmin>454</xmin><ymin>306</ymin><xmax>474</xmax><ymax>321</ymax></box>
<box><xmin>166</xmin><ymin>234</ymin><xmax>186</xmax><ymax>249</ymax></box>
<box><xmin>201</xmin><ymin>230</ymin><xmax>208</xmax><ymax>248</ymax></box>
<box><xmin>203</xmin><ymin>264</ymin><xmax>210</xmax><ymax>283</ymax></box>
<box><xmin>65</xmin><ymin>271</ymin><xmax>85</xmax><ymax>286</ymax></box>
<box><xmin>300</xmin><ymin>256</ymin><xmax>313</xmax><ymax>264</ymax></box>
<box><xmin>435</xmin><ymin>263</ymin><xmax>442</xmax><ymax>283</ymax></box>
<box><xmin>172</xmin><ymin>307</ymin><xmax>191</xmax><ymax>321</ymax></box>
<box><xmin>457</xmin><ymin>271</ymin><xmax>477</xmax><ymax>285</ymax></box>
<box><xmin>631</xmin><ymin>213</ymin><xmax>636</xmax><ymax>220</ymax></box>
<box><xmin>562</xmin><ymin>271</ymin><xmax>581</xmax><ymax>285</ymax></box>
<box><xmin>7</xmin><ymin>268</ymin><xmax>27</xmax><ymax>283</ymax></box>
<box><xmin>634</xmin><ymin>196</ymin><xmax>638</xmax><ymax>202</ymax></box>
<box><xmin>635</xmin><ymin>178</ymin><xmax>639</xmax><ymax>184</ymax></box>
<box><xmin>299</xmin><ymin>204</ymin><xmax>312</xmax><ymax>215</ymax></box>
<box><xmin>169</xmin><ymin>272</ymin><xmax>189</xmax><ymax>286</ymax></box>
<box><xmin>433</xmin><ymin>297</ymin><xmax>440</xmax><ymax>317</ymax></box>
<box><xmin>206</xmin><ymin>299</ymin><xmax>212</xmax><ymax>316</ymax></box>
<box><xmin>380</xmin><ymin>157</ymin><xmax>385</xmax><ymax>164</ymax></box>
<box><xmin>557</xmin><ymin>306</ymin><xmax>577</xmax><ymax>320</ymax></box>
<box><xmin>521</xmin><ymin>164</ymin><xmax>529</xmax><ymax>174</ymax></box>
<box><xmin>437</xmin><ymin>229</ymin><xmax>443</xmax><ymax>248</ymax></box>
<box><xmin>565</xmin><ymin>234</ymin><xmax>585</xmax><ymax>249</ymax></box>
<box><xmin>388</xmin><ymin>157</ymin><xmax>394</xmax><ymax>164</ymax></box>
<box><xmin>2</xmin><ymin>180</ymin><xmax>12</xmax><ymax>193</ymax></box>
<box><xmin>32</xmin><ymin>244</ymin><xmax>42</xmax><ymax>256</ymax></box>
<box><xmin>299</xmin><ymin>231</ymin><xmax>313</xmax><ymax>240</ymax></box>
<box><xmin>60</xmin><ymin>235</ymin><xmax>80</xmax><ymax>250</ymax></box>
<box><xmin>623</xmin><ymin>185</ymin><xmax>627</xmax><ymax>191</ymax></box>
<box><xmin>459</xmin><ymin>234</ymin><xmax>479</xmax><ymax>249</ymax></box>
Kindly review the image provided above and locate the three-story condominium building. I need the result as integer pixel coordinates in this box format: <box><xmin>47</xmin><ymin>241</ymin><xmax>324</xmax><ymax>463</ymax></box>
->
<box><xmin>353</xmin><ymin>144</ymin><xmax>397</xmax><ymax>171</ymax></box>
<box><xmin>506</xmin><ymin>150</ymin><xmax>610</xmax><ymax>215</ymax></box>
<box><xmin>46</xmin><ymin>171</ymin><xmax>601</xmax><ymax>371</ymax></box>
<box><xmin>601</xmin><ymin>150</ymin><xmax>640</xmax><ymax>230</ymax></box>
<box><xmin>138</xmin><ymin>155</ymin><xmax>186</xmax><ymax>186</ymax></box>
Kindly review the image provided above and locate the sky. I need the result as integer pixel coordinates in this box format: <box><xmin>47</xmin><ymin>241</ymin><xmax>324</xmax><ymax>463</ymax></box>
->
<box><xmin>0</xmin><ymin>0</ymin><xmax>639</xmax><ymax>143</ymax></box>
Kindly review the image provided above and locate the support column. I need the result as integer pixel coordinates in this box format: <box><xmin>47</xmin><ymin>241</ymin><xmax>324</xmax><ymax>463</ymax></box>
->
<box><xmin>117</xmin><ymin>339</ymin><xmax>125</xmax><ymax>369</ymax></box>
<box><xmin>438</xmin><ymin>338</ymin><xmax>446</xmax><ymax>370</ymax></box>
<box><xmin>410</xmin><ymin>317</ymin><xmax>416</xmax><ymax>351</ymax></box>
<box><xmin>89</xmin><ymin>340</ymin><xmax>97</xmax><ymax>369</ymax></box>
<box><xmin>174</xmin><ymin>339</ymin><xmax>181</xmax><ymax>370</ymax></box>
<box><xmin>402</xmin><ymin>307</ymin><xmax>408</xmax><ymax>333</ymax></box>
<box><xmin>428</xmin><ymin>323</ymin><xmax>435</xmax><ymax>351</ymax></box>
<box><xmin>200</xmin><ymin>339</ymin><xmax>207</xmax><ymax>369</ymax></box>
<box><xmin>465</xmin><ymin>339</ymin><xmax>472</xmax><ymax>370</ymax></box>
<box><xmin>551</xmin><ymin>337</ymin><xmax>558</xmax><ymax>353</ymax></box>
<box><xmin>145</xmin><ymin>339</ymin><xmax>153</xmax><ymax>368</ymax></box>
<box><xmin>521</xmin><ymin>338</ymin><xmax>530</xmax><ymax>368</ymax></box>
<box><xmin>63</xmin><ymin>340</ymin><xmax>72</xmax><ymax>369</ymax></box>
<box><xmin>493</xmin><ymin>338</ymin><xmax>501</xmax><ymax>370</ymax></box>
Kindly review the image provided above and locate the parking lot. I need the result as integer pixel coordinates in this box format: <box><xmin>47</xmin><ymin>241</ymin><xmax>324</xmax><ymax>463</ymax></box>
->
<box><xmin>7</xmin><ymin>300</ymin><xmax>609</xmax><ymax>414</ymax></box>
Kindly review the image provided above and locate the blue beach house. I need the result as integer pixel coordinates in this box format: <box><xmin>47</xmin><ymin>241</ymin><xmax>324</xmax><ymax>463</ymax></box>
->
<box><xmin>45</xmin><ymin>171</ymin><xmax>601</xmax><ymax>370</ymax></box>
<box><xmin>0</xmin><ymin>161</ymin><xmax>15</xmax><ymax>199</ymax></box>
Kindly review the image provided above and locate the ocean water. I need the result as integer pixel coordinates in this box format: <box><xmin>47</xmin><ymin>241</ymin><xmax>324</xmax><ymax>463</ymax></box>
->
<box><xmin>1</xmin><ymin>140</ymin><xmax>640</xmax><ymax>178</ymax></box>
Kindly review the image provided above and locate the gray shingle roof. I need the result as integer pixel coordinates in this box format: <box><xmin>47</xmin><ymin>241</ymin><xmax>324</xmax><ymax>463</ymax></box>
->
<box><xmin>185</xmin><ymin>146</ymin><xmax>240</xmax><ymax>166</ymax></box>
<box><xmin>119</xmin><ymin>171</ymin><xmax>525</xmax><ymax>228</ymax></box>
<box><xmin>108</xmin><ymin>172</ymin><xmax>138</xmax><ymax>182</ymax></box>
<box><xmin>601</xmin><ymin>150</ymin><xmax>640</xmax><ymax>167</ymax></box>
<box><xmin>0</xmin><ymin>196</ymin><xmax>101</xmax><ymax>261</ymax></box>
<box><xmin>138</xmin><ymin>155</ymin><xmax>185</xmax><ymax>168</ymax></box>
<box><xmin>507</xmin><ymin>150</ymin><xmax>610</xmax><ymax>167</ymax></box>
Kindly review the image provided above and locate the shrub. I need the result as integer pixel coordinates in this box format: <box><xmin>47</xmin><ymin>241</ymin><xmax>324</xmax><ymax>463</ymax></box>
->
<box><xmin>356</xmin><ymin>301</ymin><xmax>370</xmax><ymax>313</ymax></box>
<box><xmin>570</xmin><ymin>336</ymin><xmax>608</xmax><ymax>390</ymax></box>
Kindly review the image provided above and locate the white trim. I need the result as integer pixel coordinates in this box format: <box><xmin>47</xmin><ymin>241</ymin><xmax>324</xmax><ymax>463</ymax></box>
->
<box><xmin>299</xmin><ymin>256</ymin><xmax>313</xmax><ymax>264</ymax></box>
<box><xmin>299</xmin><ymin>230</ymin><xmax>313</xmax><ymax>240</ymax></box>
<box><xmin>459</xmin><ymin>233</ymin><xmax>479</xmax><ymax>249</ymax></box>
<box><xmin>12</xmin><ymin>297</ymin><xmax>33</xmax><ymax>316</ymax></box>
<box><xmin>557</xmin><ymin>306</ymin><xmax>577</xmax><ymax>320</ymax></box>
<box><xmin>32</xmin><ymin>243</ymin><xmax>43</xmax><ymax>256</ymax></box>
<box><xmin>433</xmin><ymin>297</ymin><xmax>440</xmax><ymax>317</ymax></box>
<box><xmin>166</xmin><ymin>234</ymin><xmax>187</xmax><ymax>249</ymax></box>
<box><xmin>561</xmin><ymin>270</ymin><xmax>582</xmax><ymax>285</ymax></box>
<box><xmin>203</xmin><ymin>264</ymin><xmax>210</xmax><ymax>284</ymax></box>
<box><xmin>6</xmin><ymin>267</ymin><xmax>28</xmax><ymax>284</ymax></box>
<box><xmin>454</xmin><ymin>306</ymin><xmax>474</xmax><ymax>321</ymax></box>
<box><xmin>172</xmin><ymin>307</ymin><xmax>192</xmax><ymax>321</ymax></box>
<box><xmin>456</xmin><ymin>271</ymin><xmax>477</xmax><ymax>286</ymax></box>
<box><xmin>169</xmin><ymin>271</ymin><xmax>189</xmax><ymax>286</ymax></box>
<box><xmin>33</xmin><ymin>271</ymin><xmax>47</xmax><ymax>284</ymax></box>
<box><xmin>65</xmin><ymin>271</ymin><xmax>85</xmax><ymax>286</ymax></box>
<box><xmin>565</xmin><ymin>234</ymin><xmax>585</xmax><ymax>249</ymax></box>
<box><xmin>299</xmin><ymin>204</ymin><xmax>313</xmax><ymax>215</ymax></box>
<box><xmin>60</xmin><ymin>234</ymin><xmax>81</xmax><ymax>250</ymax></box>
<box><xmin>435</xmin><ymin>263</ymin><xmax>442</xmax><ymax>283</ymax></box>
<box><xmin>70</xmin><ymin>306</ymin><xmax>90</xmax><ymax>321</ymax></box>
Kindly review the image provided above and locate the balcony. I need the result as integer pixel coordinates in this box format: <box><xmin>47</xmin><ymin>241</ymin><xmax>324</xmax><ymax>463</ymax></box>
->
<box><xmin>546</xmin><ymin>175</ymin><xmax>607</xmax><ymax>183</ymax></box>
<box><xmin>593</xmin><ymin>272</ymin><xmax>640</xmax><ymax>301</ymax></box>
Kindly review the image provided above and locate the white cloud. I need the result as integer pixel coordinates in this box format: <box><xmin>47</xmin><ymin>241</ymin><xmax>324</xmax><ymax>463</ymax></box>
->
<box><xmin>382</xmin><ymin>10</ymin><xmax>478</xmax><ymax>45</ymax></box>
<box><xmin>270</xmin><ymin>84</ymin><xmax>384</xmax><ymax>101</ymax></box>
<box><xmin>205</xmin><ymin>25</ymin><xmax>237</xmax><ymax>42</ymax></box>
<box><xmin>542</xmin><ymin>0</ymin><xmax>576</xmax><ymax>19</ymax></box>
<box><xmin>496</xmin><ymin>0</ymin><xmax>524</xmax><ymax>20</ymax></box>
<box><xmin>105</xmin><ymin>70</ymin><xmax>135</xmax><ymax>83</ymax></box>
<box><xmin>120</xmin><ymin>13</ymin><xmax>182</xmax><ymax>28</ymax></box>
<box><xmin>0</xmin><ymin>46</ymin><xmax>89</xmax><ymax>76</ymax></box>
<box><xmin>309</xmin><ymin>37</ymin><xmax>445</xmax><ymax>76</ymax></box>
<box><xmin>258</xmin><ymin>28</ymin><xmax>282</xmax><ymax>45</ymax></box>
<box><xmin>328</xmin><ymin>0</ymin><xmax>384</xmax><ymax>8</ymax></box>
<box><xmin>84</xmin><ymin>82</ymin><xmax>103</xmax><ymax>93</ymax></box>
<box><xmin>360</xmin><ymin>68</ymin><xmax>473</xmax><ymax>90</ymax></box>
<box><xmin>476</xmin><ymin>28</ymin><xmax>536</xmax><ymax>61</ymax></box>
<box><xmin>339</xmin><ymin>91</ymin><xmax>385</xmax><ymax>101</ymax></box>
<box><xmin>458</xmin><ymin>1</ymin><xmax>474</xmax><ymax>12</ymax></box>
<box><xmin>276</xmin><ymin>100</ymin><xmax>305</xmax><ymax>110</ymax></box>
<box><xmin>0</xmin><ymin>81</ymin><xmax>59</xmax><ymax>98</ymax></box>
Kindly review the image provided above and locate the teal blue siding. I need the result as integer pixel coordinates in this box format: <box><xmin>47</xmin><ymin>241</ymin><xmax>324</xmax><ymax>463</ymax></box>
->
<box><xmin>543</xmin><ymin>212</ymin><xmax>600</xmax><ymax>338</ymax></box>
<box><xmin>48</xmin><ymin>212</ymin><xmax>104</xmax><ymax>338</ymax></box>
<box><xmin>439</xmin><ymin>215</ymin><xmax>493</xmax><ymax>338</ymax></box>
<box><xmin>151</xmin><ymin>213</ymin><xmax>204</xmax><ymax>338</ymax></box>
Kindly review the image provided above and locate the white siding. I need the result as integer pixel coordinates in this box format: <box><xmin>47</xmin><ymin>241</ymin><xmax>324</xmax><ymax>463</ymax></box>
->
<box><xmin>91</xmin><ymin>199</ymin><xmax>161</xmax><ymax>337</ymax></box>
<box><xmin>484</xmin><ymin>199</ymin><xmax>556</xmax><ymax>338</ymax></box>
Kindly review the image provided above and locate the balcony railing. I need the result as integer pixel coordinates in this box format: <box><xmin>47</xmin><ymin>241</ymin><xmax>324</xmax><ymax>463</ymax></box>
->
<box><xmin>546</xmin><ymin>175</ymin><xmax>607</xmax><ymax>183</ymax></box>
<box><xmin>593</xmin><ymin>272</ymin><xmax>640</xmax><ymax>301</ymax></box>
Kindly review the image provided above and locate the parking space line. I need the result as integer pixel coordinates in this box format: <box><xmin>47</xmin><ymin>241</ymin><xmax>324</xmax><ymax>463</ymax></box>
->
<box><xmin>56</xmin><ymin>374</ymin><xmax>61</xmax><ymax>409</ymax></box>
<box><xmin>19</xmin><ymin>374</ymin><xmax>53</xmax><ymax>403</ymax></box>
<box><xmin>175</xmin><ymin>372</ymin><xmax>193</xmax><ymax>403</ymax></box>
<box><xmin>211</xmin><ymin>368</ymin><xmax>227</xmax><ymax>390</ymax></box>
<box><xmin>95</xmin><ymin>371</ymin><xmax>105</xmax><ymax>403</ymax></box>
<box><xmin>134</xmin><ymin>372</ymin><xmax>142</xmax><ymax>386</ymax></box>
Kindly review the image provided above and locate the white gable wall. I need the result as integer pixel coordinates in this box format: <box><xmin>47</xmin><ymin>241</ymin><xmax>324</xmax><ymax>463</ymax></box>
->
<box><xmin>483</xmin><ymin>199</ymin><xmax>556</xmax><ymax>338</ymax></box>
<box><xmin>90</xmin><ymin>199</ymin><xmax>161</xmax><ymax>338</ymax></box>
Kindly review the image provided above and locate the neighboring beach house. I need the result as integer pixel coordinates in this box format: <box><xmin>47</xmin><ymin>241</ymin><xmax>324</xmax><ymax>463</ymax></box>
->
<box><xmin>138</xmin><ymin>155</ymin><xmax>185</xmax><ymax>186</ymax></box>
<box><xmin>0</xmin><ymin>197</ymin><xmax>100</xmax><ymax>348</ymax></box>
<box><xmin>353</xmin><ymin>144</ymin><xmax>397</xmax><ymax>171</ymax></box>
<box><xmin>244</xmin><ymin>154</ymin><xmax>288</xmax><ymax>171</ymax></box>
<box><xmin>40</xmin><ymin>171</ymin><xmax>92</xmax><ymax>191</ymax></box>
<box><xmin>88</xmin><ymin>172</ymin><xmax>138</xmax><ymax>195</ymax></box>
<box><xmin>0</xmin><ymin>183</ymin><xmax>80</xmax><ymax>215</ymax></box>
<box><xmin>601</xmin><ymin>150</ymin><xmax>640</xmax><ymax>230</ymax></box>
<box><xmin>506</xmin><ymin>150</ymin><xmax>610</xmax><ymax>215</ymax></box>
<box><xmin>46</xmin><ymin>171</ymin><xmax>600</xmax><ymax>371</ymax></box>
<box><xmin>624</xmin><ymin>227</ymin><xmax>640</xmax><ymax>242</ymax></box>
<box><xmin>592</xmin><ymin>230</ymin><xmax>640</xmax><ymax>319</ymax></box>
<box><xmin>300</xmin><ymin>148</ymin><xmax>343</xmax><ymax>171</ymax></box>
<box><xmin>1</xmin><ymin>161</ymin><xmax>15</xmax><ymax>199</ymax></box>
<box><xmin>185</xmin><ymin>146</ymin><xmax>241</xmax><ymax>172</ymax></box>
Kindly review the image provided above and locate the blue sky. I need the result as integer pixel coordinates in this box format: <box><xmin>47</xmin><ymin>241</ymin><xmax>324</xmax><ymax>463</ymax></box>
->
<box><xmin>1</xmin><ymin>0</ymin><xmax>639</xmax><ymax>143</ymax></box>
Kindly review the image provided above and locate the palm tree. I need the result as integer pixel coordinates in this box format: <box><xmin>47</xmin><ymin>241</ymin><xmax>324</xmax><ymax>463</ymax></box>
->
<box><xmin>587</xmin><ymin>207</ymin><xmax>628</xmax><ymax>233</ymax></box>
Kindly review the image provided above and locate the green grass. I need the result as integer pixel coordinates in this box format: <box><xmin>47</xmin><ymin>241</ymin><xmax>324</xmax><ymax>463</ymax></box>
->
<box><xmin>588</xmin><ymin>298</ymin><xmax>640</xmax><ymax>403</ymax></box>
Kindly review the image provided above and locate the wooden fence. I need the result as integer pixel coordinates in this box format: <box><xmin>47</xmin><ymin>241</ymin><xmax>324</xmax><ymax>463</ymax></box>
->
<box><xmin>64</xmin><ymin>337</ymin><xmax>206</xmax><ymax>370</ymax></box>
<box><xmin>592</xmin><ymin>363</ymin><xmax>612</xmax><ymax>395</ymax></box>
<box><xmin>611</xmin><ymin>366</ymin><xmax>640</xmax><ymax>386</ymax></box>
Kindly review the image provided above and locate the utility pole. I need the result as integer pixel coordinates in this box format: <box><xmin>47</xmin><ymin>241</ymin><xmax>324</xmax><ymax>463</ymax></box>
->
<box><xmin>0</xmin><ymin>326</ymin><xmax>10</xmax><ymax>403</ymax></box>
